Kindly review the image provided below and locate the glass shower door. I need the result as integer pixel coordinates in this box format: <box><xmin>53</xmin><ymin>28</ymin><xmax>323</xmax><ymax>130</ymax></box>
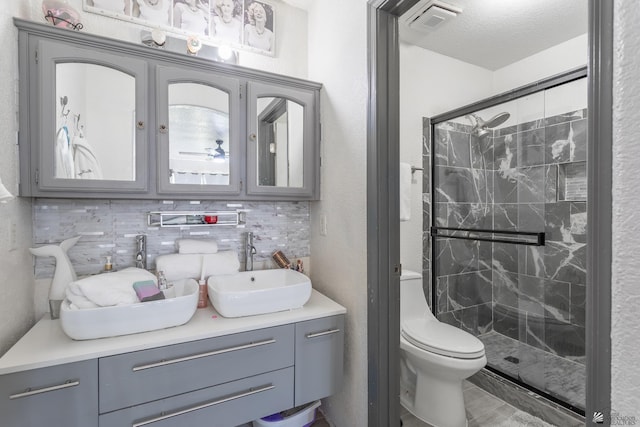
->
<box><xmin>430</xmin><ymin>75</ymin><xmax>587</xmax><ymax>413</ymax></box>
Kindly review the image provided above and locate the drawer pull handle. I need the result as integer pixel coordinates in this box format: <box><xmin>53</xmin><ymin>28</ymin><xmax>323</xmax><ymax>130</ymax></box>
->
<box><xmin>131</xmin><ymin>383</ymin><xmax>275</xmax><ymax>427</ymax></box>
<box><xmin>132</xmin><ymin>338</ymin><xmax>276</xmax><ymax>372</ymax></box>
<box><xmin>306</xmin><ymin>328</ymin><xmax>341</xmax><ymax>339</ymax></box>
<box><xmin>9</xmin><ymin>380</ymin><xmax>80</xmax><ymax>400</ymax></box>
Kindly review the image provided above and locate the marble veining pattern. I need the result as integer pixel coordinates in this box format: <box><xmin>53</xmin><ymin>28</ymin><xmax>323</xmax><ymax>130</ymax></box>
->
<box><xmin>430</xmin><ymin>105</ymin><xmax>588</xmax><ymax>411</ymax></box>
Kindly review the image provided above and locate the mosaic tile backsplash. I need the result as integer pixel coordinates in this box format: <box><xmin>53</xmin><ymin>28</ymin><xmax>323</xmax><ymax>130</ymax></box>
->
<box><xmin>33</xmin><ymin>199</ymin><xmax>310</xmax><ymax>279</ymax></box>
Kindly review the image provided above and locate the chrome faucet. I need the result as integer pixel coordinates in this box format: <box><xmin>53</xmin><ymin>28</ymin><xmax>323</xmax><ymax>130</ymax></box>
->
<box><xmin>245</xmin><ymin>232</ymin><xmax>257</xmax><ymax>271</ymax></box>
<box><xmin>135</xmin><ymin>234</ymin><xmax>147</xmax><ymax>270</ymax></box>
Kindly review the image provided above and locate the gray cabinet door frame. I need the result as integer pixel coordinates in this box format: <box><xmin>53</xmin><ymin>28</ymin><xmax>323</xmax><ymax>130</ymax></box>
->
<box><xmin>246</xmin><ymin>81</ymin><xmax>319</xmax><ymax>199</ymax></box>
<box><xmin>155</xmin><ymin>65</ymin><xmax>242</xmax><ymax>196</ymax></box>
<box><xmin>37</xmin><ymin>40</ymin><xmax>149</xmax><ymax>194</ymax></box>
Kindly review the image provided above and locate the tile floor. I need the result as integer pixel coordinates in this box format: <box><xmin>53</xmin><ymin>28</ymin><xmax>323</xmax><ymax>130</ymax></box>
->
<box><xmin>400</xmin><ymin>381</ymin><xmax>557</xmax><ymax>427</ymax></box>
<box><xmin>478</xmin><ymin>331</ymin><xmax>585</xmax><ymax>410</ymax></box>
<box><xmin>241</xmin><ymin>380</ymin><xmax>568</xmax><ymax>427</ymax></box>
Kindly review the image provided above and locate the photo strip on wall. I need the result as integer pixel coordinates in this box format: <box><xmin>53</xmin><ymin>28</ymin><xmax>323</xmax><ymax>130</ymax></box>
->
<box><xmin>83</xmin><ymin>0</ymin><xmax>276</xmax><ymax>56</ymax></box>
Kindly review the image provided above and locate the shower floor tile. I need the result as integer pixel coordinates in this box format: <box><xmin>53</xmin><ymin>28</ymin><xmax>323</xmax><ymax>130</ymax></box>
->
<box><xmin>477</xmin><ymin>330</ymin><xmax>585</xmax><ymax>410</ymax></box>
<box><xmin>400</xmin><ymin>381</ymin><xmax>556</xmax><ymax>427</ymax></box>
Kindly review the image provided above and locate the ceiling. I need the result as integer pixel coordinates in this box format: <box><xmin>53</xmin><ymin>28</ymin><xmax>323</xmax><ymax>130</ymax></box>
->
<box><xmin>398</xmin><ymin>0</ymin><xmax>588</xmax><ymax>70</ymax></box>
<box><xmin>280</xmin><ymin>0</ymin><xmax>587</xmax><ymax>71</ymax></box>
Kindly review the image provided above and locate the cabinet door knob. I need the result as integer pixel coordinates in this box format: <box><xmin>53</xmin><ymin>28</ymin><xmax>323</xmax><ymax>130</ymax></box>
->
<box><xmin>249</xmin><ymin>133</ymin><xmax>256</xmax><ymax>141</ymax></box>
<box><xmin>159</xmin><ymin>124</ymin><xmax>168</xmax><ymax>133</ymax></box>
<box><xmin>137</xmin><ymin>121</ymin><xmax>145</xmax><ymax>129</ymax></box>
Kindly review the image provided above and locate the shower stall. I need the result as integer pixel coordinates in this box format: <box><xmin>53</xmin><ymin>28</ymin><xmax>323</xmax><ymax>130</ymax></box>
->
<box><xmin>427</xmin><ymin>69</ymin><xmax>587</xmax><ymax>414</ymax></box>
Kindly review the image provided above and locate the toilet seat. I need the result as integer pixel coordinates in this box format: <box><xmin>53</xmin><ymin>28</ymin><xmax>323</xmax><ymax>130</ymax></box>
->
<box><xmin>401</xmin><ymin>317</ymin><xmax>485</xmax><ymax>359</ymax></box>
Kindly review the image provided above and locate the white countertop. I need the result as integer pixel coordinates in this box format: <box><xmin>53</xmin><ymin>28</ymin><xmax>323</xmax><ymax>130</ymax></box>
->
<box><xmin>0</xmin><ymin>290</ymin><xmax>346</xmax><ymax>375</ymax></box>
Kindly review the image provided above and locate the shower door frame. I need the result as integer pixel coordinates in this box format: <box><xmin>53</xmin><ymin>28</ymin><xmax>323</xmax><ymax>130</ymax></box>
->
<box><xmin>366</xmin><ymin>1</ymin><xmax>613</xmax><ymax>426</ymax></box>
<box><xmin>429</xmin><ymin>66</ymin><xmax>588</xmax><ymax>416</ymax></box>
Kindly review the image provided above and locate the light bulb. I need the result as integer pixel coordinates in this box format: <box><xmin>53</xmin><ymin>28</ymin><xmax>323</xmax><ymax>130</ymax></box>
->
<box><xmin>218</xmin><ymin>45</ymin><xmax>234</xmax><ymax>60</ymax></box>
<box><xmin>187</xmin><ymin>36</ymin><xmax>202</xmax><ymax>55</ymax></box>
<box><xmin>151</xmin><ymin>29</ymin><xmax>166</xmax><ymax>46</ymax></box>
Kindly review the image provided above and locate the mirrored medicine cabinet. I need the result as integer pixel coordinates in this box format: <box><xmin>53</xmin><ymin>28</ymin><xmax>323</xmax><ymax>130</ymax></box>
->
<box><xmin>16</xmin><ymin>18</ymin><xmax>321</xmax><ymax>200</ymax></box>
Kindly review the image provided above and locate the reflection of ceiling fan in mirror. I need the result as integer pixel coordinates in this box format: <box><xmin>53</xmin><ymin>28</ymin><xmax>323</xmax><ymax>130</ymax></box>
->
<box><xmin>179</xmin><ymin>139</ymin><xmax>226</xmax><ymax>162</ymax></box>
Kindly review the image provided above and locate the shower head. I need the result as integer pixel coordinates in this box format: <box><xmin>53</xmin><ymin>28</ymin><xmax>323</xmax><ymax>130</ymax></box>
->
<box><xmin>484</xmin><ymin>112</ymin><xmax>511</xmax><ymax>128</ymax></box>
<box><xmin>468</xmin><ymin>112</ymin><xmax>511</xmax><ymax>137</ymax></box>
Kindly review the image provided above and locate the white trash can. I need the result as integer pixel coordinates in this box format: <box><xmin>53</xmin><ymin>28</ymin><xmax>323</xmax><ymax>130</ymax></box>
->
<box><xmin>252</xmin><ymin>401</ymin><xmax>321</xmax><ymax>427</ymax></box>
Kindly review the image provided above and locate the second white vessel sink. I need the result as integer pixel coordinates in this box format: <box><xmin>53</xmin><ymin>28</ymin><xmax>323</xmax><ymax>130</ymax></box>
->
<box><xmin>207</xmin><ymin>269</ymin><xmax>312</xmax><ymax>317</ymax></box>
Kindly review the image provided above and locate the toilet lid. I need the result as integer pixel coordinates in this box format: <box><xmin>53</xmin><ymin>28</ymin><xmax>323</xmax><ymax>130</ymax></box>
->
<box><xmin>401</xmin><ymin>318</ymin><xmax>485</xmax><ymax>359</ymax></box>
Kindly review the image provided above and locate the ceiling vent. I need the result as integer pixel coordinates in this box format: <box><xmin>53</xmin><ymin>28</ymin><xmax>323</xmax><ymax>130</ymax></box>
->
<box><xmin>403</xmin><ymin>1</ymin><xmax>462</xmax><ymax>33</ymax></box>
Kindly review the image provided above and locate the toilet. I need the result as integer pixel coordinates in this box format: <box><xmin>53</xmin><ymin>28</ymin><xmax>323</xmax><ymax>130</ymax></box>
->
<box><xmin>399</xmin><ymin>270</ymin><xmax>486</xmax><ymax>427</ymax></box>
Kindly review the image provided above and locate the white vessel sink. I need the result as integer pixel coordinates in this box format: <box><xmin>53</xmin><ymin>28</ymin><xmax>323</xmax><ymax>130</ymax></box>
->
<box><xmin>60</xmin><ymin>279</ymin><xmax>199</xmax><ymax>340</ymax></box>
<box><xmin>207</xmin><ymin>269</ymin><xmax>312</xmax><ymax>318</ymax></box>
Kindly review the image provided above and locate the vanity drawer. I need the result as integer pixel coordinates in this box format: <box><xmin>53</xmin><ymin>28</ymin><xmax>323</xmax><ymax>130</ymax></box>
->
<box><xmin>99</xmin><ymin>324</ymin><xmax>294</xmax><ymax>413</ymax></box>
<box><xmin>0</xmin><ymin>360</ymin><xmax>98</xmax><ymax>427</ymax></box>
<box><xmin>99</xmin><ymin>367</ymin><xmax>293</xmax><ymax>427</ymax></box>
<box><xmin>294</xmin><ymin>314</ymin><xmax>344</xmax><ymax>406</ymax></box>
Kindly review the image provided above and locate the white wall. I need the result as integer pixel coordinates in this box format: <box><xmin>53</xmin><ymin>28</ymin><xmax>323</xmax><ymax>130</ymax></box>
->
<box><xmin>399</xmin><ymin>44</ymin><xmax>494</xmax><ymax>273</ymax></box>
<box><xmin>611</xmin><ymin>1</ymin><xmax>640</xmax><ymax>416</ymax></box>
<box><xmin>492</xmin><ymin>33</ymin><xmax>588</xmax><ymax>94</ymax></box>
<box><xmin>0</xmin><ymin>0</ymin><xmax>309</xmax><ymax>357</ymax></box>
<box><xmin>0</xmin><ymin>2</ymin><xmax>36</xmax><ymax>356</ymax></box>
<box><xmin>307</xmin><ymin>0</ymin><xmax>368</xmax><ymax>425</ymax></box>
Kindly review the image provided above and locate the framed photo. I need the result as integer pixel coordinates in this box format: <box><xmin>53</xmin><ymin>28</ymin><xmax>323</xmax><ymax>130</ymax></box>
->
<box><xmin>83</xmin><ymin>0</ymin><xmax>276</xmax><ymax>56</ymax></box>
<box><xmin>241</xmin><ymin>0</ymin><xmax>275</xmax><ymax>54</ymax></box>
<box><xmin>210</xmin><ymin>0</ymin><xmax>243</xmax><ymax>45</ymax></box>
<box><xmin>132</xmin><ymin>0</ymin><xmax>172</xmax><ymax>27</ymax></box>
<box><xmin>84</xmin><ymin>0</ymin><xmax>132</xmax><ymax>17</ymax></box>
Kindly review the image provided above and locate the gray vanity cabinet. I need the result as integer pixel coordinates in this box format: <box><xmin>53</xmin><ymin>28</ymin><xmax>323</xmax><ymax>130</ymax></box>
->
<box><xmin>294</xmin><ymin>315</ymin><xmax>344</xmax><ymax>406</ymax></box>
<box><xmin>0</xmin><ymin>313</ymin><xmax>344</xmax><ymax>426</ymax></box>
<box><xmin>99</xmin><ymin>368</ymin><xmax>294</xmax><ymax>427</ymax></box>
<box><xmin>98</xmin><ymin>324</ymin><xmax>293</xmax><ymax>413</ymax></box>
<box><xmin>0</xmin><ymin>360</ymin><xmax>98</xmax><ymax>427</ymax></box>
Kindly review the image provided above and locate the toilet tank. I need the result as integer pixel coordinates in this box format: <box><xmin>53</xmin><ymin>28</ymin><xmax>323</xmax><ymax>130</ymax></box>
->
<box><xmin>400</xmin><ymin>270</ymin><xmax>433</xmax><ymax>320</ymax></box>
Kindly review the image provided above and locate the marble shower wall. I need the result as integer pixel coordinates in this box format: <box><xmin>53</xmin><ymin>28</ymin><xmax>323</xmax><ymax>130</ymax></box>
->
<box><xmin>492</xmin><ymin>108</ymin><xmax>587</xmax><ymax>362</ymax></box>
<box><xmin>32</xmin><ymin>199</ymin><xmax>310</xmax><ymax>279</ymax></box>
<box><xmin>430</xmin><ymin>107</ymin><xmax>588</xmax><ymax>361</ymax></box>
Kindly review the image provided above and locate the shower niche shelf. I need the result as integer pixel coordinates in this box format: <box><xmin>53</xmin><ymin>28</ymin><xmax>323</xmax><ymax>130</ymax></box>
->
<box><xmin>147</xmin><ymin>211</ymin><xmax>246</xmax><ymax>228</ymax></box>
<box><xmin>557</xmin><ymin>161</ymin><xmax>587</xmax><ymax>202</ymax></box>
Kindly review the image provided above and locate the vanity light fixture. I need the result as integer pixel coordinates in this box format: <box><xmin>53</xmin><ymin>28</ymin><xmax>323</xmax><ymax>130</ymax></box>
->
<box><xmin>186</xmin><ymin>35</ymin><xmax>203</xmax><ymax>55</ymax></box>
<box><xmin>151</xmin><ymin>29</ymin><xmax>167</xmax><ymax>46</ymax></box>
<box><xmin>142</xmin><ymin>28</ymin><xmax>167</xmax><ymax>48</ymax></box>
<box><xmin>218</xmin><ymin>45</ymin><xmax>234</xmax><ymax>60</ymax></box>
